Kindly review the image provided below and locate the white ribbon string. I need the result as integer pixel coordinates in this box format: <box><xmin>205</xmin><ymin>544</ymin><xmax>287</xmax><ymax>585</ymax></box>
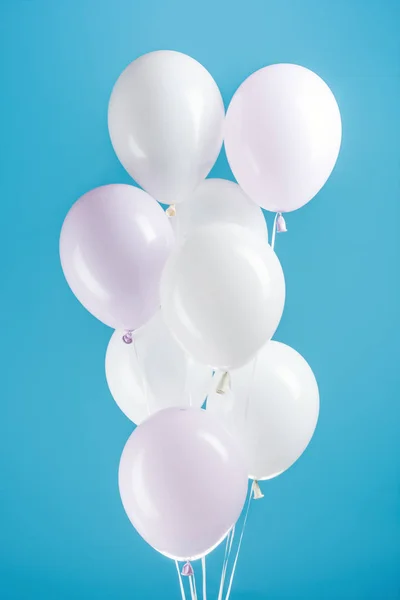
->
<box><xmin>189</xmin><ymin>574</ymin><xmax>197</xmax><ymax>600</ymax></box>
<box><xmin>175</xmin><ymin>561</ymin><xmax>187</xmax><ymax>600</ymax></box>
<box><xmin>201</xmin><ymin>556</ymin><xmax>207</xmax><ymax>600</ymax></box>
<box><xmin>217</xmin><ymin>344</ymin><xmax>257</xmax><ymax>599</ymax></box>
<box><xmin>224</xmin><ymin>486</ymin><xmax>253</xmax><ymax>600</ymax></box>
<box><xmin>192</xmin><ymin>570</ymin><xmax>198</xmax><ymax>600</ymax></box>
<box><xmin>270</xmin><ymin>212</ymin><xmax>279</xmax><ymax>250</ymax></box>
<box><xmin>217</xmin><ymin>526</ymin><xmax>235</xmax><ymax>600</ymax></box>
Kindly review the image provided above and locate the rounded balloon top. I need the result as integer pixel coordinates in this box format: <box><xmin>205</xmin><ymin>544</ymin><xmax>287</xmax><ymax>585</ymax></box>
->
<box><xmin>108</xmin><ymin>50</ymin><xmax>225</xmax><ymax>205</ymax></box>
<box><xmin>224</xmin><ymin>63</ymin><xmax>342</xmax><ymax>213</ymax></box>
<box><xmin>60</xmin><ymin>184</ymin><xmax>174</xmax><ymax>331</ymax></box>
<box><xmin>173</xmin><ymin>178</ymin><xmax>268</xmax><ymax>242</ymax></box>
<box><xmin>119</xmin><ymin>407</ymin><xmax>248</xmax><ymax>561</ymax></box>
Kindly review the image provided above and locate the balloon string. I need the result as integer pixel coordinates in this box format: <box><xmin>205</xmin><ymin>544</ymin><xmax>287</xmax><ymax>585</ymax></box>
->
<box><xmin>224</xmin><ymin>484</ymin><xmax>253</xmax><ymax>600</ymax></box>
<box><xmin>270</xmin><ymin>213</ymin><xmax>279</xmax><ymax>250</ymax></box>
<box><xmin>201</xmin><ymin>556</ymin><xmax>207</xmax><ymax>600</ymax></box>
<box><xmin>175</xmin><ymin>561</ymin><xmax>187</xmax><ymax>600</ymax></box>
<box><xmin>189</xmin><ymin>574</ymin><xmax>197</xmax><ymax>600</ymax></box>
<box><xmin>132</xmin><ymin>337</ymin><xmax>151</xmax><ymax>417</ymax></box>
<box><xmin>192</xmin><ymin>570</ymin><xmax>198</xmax><ymax>600</ymax></box>
<box><xmin>217</xmin><ymin>526</ymin><xmax>235</xmax><ymax>600</ymax></box>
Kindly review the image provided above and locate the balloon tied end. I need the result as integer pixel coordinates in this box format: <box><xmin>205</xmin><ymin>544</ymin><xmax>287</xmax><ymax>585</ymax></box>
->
<box><xmin>252</xmin><ymin>480</ymin><xmax>264</xmax><ymax>500</ymax></box>
<box><xmin>216</xmin><ymin>371</ymin><xmax>231</xmax><ymax>395</ymax></box>
<box><xmin>122</xmin><ymin>330</ymin><xmax>133</xmax><ymax>344</ymax></box>
<box><xmin>276</xmin><ymin>213</ymin><xmax>287</xmax><ymax>233</ymax></box>
<box><xmin>166</xmin><ymin>204</ymin><xmax>176</xmax><ymax>217</ymax></box>
<box><xmin>181</xmin><ymin>561</ymin><xmax>194</xmax><ymax>577</ymax></box>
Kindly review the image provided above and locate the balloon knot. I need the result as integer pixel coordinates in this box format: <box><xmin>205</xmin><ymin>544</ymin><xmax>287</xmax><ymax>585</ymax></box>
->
<box><xmin>181</xmin><ymin>561</ymin><xmax>194</xmax><ymax>577</ymax></box>
<box><xmin>122</xmin><ymin>330</ymin><xmax>133</xmax><ymax>344</ymax></box>
<box><xmin>216</xmin><ymin>371</ymin><xmax>231</xmax><ymax>395</ymax></box>
<box><xmin>252</xmin><ymin>480</ymin><xmax>264</xmax><ymax>500</ymax></box>
<box><xmin>276</xmin><ymin>213</ymin><xmax>287</xmax><ymax>233</ymax></box>
<box><xmin>166</xmin><ymin>204</ymin><xmax>176</xmax><ymax>217</ymax></box>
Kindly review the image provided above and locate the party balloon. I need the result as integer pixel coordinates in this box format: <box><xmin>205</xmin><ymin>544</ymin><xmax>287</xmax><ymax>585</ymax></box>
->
<box><xmin>207</xmin><ymin>341</ymin><xmax>319</xmax><ymax>480</ymax></box>
<box><xmin>119</xmin><ymin>407</ymin><xmax>248</xmax><ymax>560</ymax></box>
<box><xmin>106</xmin><ymin>311</ymin><xmax>213</xmax><ymax>424</ymax></box>
<box><xmin>60</xmin><ymin>184</ymin><xmax>174</xmax><ymax>330</ymax></box>
<box><xmin>108</xmin><ymin>51</ymin><xmax>225</xmax><ymax>205</ymax></box>
<box><xmin>224</xmin><ymin>63</ymin><xmax>342</xmax><ymax>213</ymax></box>
<box><xmin>161</xmin><ymin>223</ymin><xmax>285</xmax><ymax>370</ymax></box>
<box><xmin>172</xmin><ymin>178</ymin><xmax>268</xmax><ymax>242</ymax></box>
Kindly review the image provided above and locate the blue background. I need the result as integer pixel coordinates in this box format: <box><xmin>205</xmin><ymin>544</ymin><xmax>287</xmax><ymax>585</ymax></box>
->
<box><xmin>1</xmin><ymin>0</ymin><xmax>399</xmax><ymax>598</ymax></box>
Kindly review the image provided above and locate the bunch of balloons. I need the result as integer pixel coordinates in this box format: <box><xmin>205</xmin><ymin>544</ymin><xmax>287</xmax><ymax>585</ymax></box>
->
<box><xmin>60</xmin><ymin>50</ymin><xmax>341</xmax><ymax>597</ymax></box>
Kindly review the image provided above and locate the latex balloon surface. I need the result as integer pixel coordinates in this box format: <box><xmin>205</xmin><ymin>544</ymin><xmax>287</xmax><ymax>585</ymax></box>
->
<box><xmin>225</xmin><ymin>63</ymin><xmax>341</xmax><ymax>212</ymax></box>
<box><xmin>119</xmin><ymin>408</ymin><xmax>248</xmax><ymax>560</ymax></box>
<box><xmin>108</xmin><ymin>50</ymin><xmax>225</xmax><ymax>205</ymax></box>
<box><xmin>161</xmin><ymin>223</ymin><xmax>285</xmax><ymax>370</ymax></box>
<box><xmin>60</xmin><ymin>184</ymin><xmax>174</xmax><ymax>330</ymax></box>
<box><xmin>173</xmin><ymin>178</ymin><xmax>267</xmax><ymax>242</ymax></box>
<box><xmin>106</xmin><ymin>312</ymin><xmax>213</xmax><ymax>424</ymax></box>
<box><xmin>207</xmin><ymin>341</ymin><xmax>319</xmax><ymax>480</ymax></box>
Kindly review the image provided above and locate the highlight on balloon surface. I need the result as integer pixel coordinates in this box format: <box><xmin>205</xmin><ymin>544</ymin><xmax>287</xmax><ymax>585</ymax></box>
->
<box><xmin>118</xmin><ymin>407</ymin><xmax>248</xmax><ymax>561</ymax></box>
<box><xmin>224</xmin><ymin>63</ymin><xmax>341</xmax><ymax>213</ymax></box>
<box><xmin>105</xmin><ymin>311</ymin><xmax>213</xmax><ymax>425</ymax></box>
<box><xmin>207</xmin><ymin>341</ymin><xmax>320</xmax><ymax>480</ymax></box>
<box><xmin>59</xmin><ymin>184</ymin><xmax>174</xmax><ymax>331</ymax></box>
<box><xmin>108</xmin><ymin>50</ymin><xmax>225</xmax><ymax>207</ymax></box>
<box><xmin>59</xmin><ymin>49</ymin><xmax>342</xmax><ymax>599</ymax></box>
<box><xmin>160</xmin><ymin>222</ymin><xmax>285</xmax><ymax>370</ymax></box>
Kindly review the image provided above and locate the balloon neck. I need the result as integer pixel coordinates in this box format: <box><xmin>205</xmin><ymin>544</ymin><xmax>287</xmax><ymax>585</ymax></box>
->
<box><xmin>216</xmin><ymin>371</ymin><xmax>231</xmax><ymax>395</ymax></box>
<box><xmin>122</xmin><ymin>330</ymin><xmax>133</xmax><ymax>344</ymax></box>
<box><xmin>276</xmin><ymin>213</ymin><xmax>287</xmax><ymax>233</ymax></box>
<box><xmin>166</xmin><ymin>204</ymin><xmax>176</xmax><ymax>217</ymax></box>
<box><xmin>181</xmin><ymin>561</ymin><xmax>194</xmax><ymax>577</ymax></box>
<box><xmin>252</xmin><ymin>480</ymin><xmax>264</xmax><ymax>500</ymax></box>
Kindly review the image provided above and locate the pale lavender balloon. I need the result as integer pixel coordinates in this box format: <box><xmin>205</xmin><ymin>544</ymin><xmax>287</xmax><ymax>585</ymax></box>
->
<box><xmin>224</xmin><ymin>64</ymin><xmax>342</xmax><ymax>213</ymax></box>
<box><xmin>119</xmin><ymin>407</ymin><xmax>248</xmax><ymax>561</ymax></box>
<box><xmin>60</xmin><ymin>184</ymin><xmax>174</xmax><ymax>331</ymax></box>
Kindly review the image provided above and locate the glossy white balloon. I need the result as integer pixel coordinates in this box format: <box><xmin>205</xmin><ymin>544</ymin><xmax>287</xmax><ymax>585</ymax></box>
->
<box><xmin>161</xmin><ymin>223</ymin><xmax>285</xmax><ymax>370</ymax></box>
<box><xmin>172</xmin><ymin>178</ymin><xmax>268</xmax><ymax>242</ymax></box>
<box><xmin>108</xmin><ymin>50</ymin><xmax>225</xmax><ymax>205</ymax></box>
<box><xmin>106</xmin><ymin>312</ymin><xmax>213</xmax><ymax>425</ymax></box>
<box><xmin>207</xmin><ymin>341</ymin><xmax>319</xmax><ymax>480</ymax></box>
<box><xmin>225</xmin><ymin>63</ymin><xmax>342</xmax><ymax>212</ymax></box>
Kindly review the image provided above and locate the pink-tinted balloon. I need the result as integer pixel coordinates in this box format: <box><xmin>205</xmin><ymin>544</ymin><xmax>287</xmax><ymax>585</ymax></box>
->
<box><xmin>60</xmin><ymin>184</ymin><xmax>174</xmax><ymax>330</ymax></box>
<box><xmin>224</xmin><ymin>63</ymin><xmax>342</xmax><ymax>213</ymax></box>
<box><xmin>119</xmin><ymin>408</ymin><xmax>248</xmax><ymax>561</ymax></box>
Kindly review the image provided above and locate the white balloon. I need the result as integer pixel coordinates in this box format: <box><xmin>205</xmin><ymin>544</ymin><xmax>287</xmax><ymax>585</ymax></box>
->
<box><xmin>172</xmin><ymin>178</ymin><xmax>268</xmax><ymax>242</ymax></box>
<box><xmin>160</xmin><ymin>223</ymin><xmax>285</xmax><ymax>370</ymax></box>
<box><xmin>108</xmin><ymin>51</ymin><xmax>225</xmax><ymax>205</ymax></box>
<box><xmin>207</xmin><ymin>341</ymin><xmax>319</xmax><ymax>480</ymax></box>
<box><xmin>105</xmin><ymin>312</ymin><xmax>213</xmax><ymax>424</ymax></box>
<box><xmin>224</xmin><ymin>63</ymin><xmax>342</xmax><ymax>213</ymax></box>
